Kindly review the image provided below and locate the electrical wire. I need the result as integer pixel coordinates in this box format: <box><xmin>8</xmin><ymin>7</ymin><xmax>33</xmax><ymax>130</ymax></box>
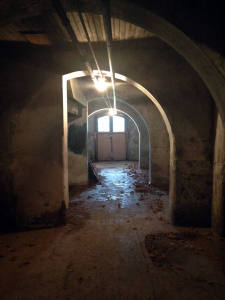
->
<box><xmin>76</xmin><ymin>0</ymin><xmax>112</xmax><ymax>109</ymax></box>
<box><xmin>101</xmin><ymin>0</ymin><xmax>117</xmax><ymax>112</ymax></box>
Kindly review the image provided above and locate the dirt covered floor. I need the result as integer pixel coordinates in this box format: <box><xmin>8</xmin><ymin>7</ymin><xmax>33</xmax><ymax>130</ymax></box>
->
<box><xmin>0</xmin><ymin>161</ymin><xmax>225</xmax><ymax>300</ymax></box>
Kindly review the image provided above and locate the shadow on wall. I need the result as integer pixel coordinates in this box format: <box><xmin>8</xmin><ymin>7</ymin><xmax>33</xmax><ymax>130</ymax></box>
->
<box><xmin>68</xmin><ymin>124</ymin><xmax>86</xmax><ymax>154</ymax></box>
<box><xmin>67</xmin><ymin>98</ymin><xmax>88</xmax><ymax>187</ymax></box>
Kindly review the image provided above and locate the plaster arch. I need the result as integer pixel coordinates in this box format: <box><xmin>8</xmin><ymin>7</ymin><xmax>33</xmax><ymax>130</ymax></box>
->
<box><xmin>61</xmin><ymin>1</ymin><xmax>225</xmax><ymax>230</ymax></box>
<box><xmin>87</xmin><ymin>102</ymin><xmax>151</xmax><ymax>183</ymax></box>
<box><xmin>64</xmin><ymin>61</ymin><xmax>215</xmax><ymax>227</ymax></box>
<box><xmin>88</xmin><ymin>96</ymin><xmax>171</xmax><ymax>190</ymax></box>
<box><xmin>88</xmin><ymin>108</ymin><xmax>141</xmax><ymax>166</ymax></box>
<box><xmin>63</xmin><ymin>69</ymin><xmax>175</xmax><ymax>221</ymax></box>
<box><xmin>88</xmin><ymin>108</ymin><xmax>140</xmax><ymax>134</ymax></box>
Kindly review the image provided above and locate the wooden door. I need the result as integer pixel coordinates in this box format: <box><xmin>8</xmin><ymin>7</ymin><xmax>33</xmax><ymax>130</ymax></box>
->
<box><xmin>97</xmin><ymin>133</ymin><xmax>126</xmax><ymax>161</ymax></box>
<box><xmin>112</xmin><ymin>133</ymin><xmax>126</xmax><ymax>160</ymax></box>
<box><xmin>97</xmin><ymin>133</ymin><xmax>111</xmax><ymax>161</ymax></box>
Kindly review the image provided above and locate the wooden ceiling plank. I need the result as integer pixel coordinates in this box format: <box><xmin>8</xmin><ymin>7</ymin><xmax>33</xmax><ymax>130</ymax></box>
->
<box><xmin>68</xmin><ymin>11</ymin><xmax>82</xmax><ymax>42</ymax></box>
<box><xmin>99</xmin><ymin>14</ymin><xmax>106</xmax><ymax>42</ymax></box>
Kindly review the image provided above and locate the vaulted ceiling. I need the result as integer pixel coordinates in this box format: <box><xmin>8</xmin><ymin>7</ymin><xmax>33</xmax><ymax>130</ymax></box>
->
<box><xmin>0</xmin><ymin>0</ymin><xmax>224</xmax><ymax>55</ymax></box>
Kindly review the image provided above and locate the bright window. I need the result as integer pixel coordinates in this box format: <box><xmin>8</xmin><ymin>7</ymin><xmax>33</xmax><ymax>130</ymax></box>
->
<box><xmin>113</xmin><ymin>116</ymin><xmax>125</xmax><ymax>132</ymax></box>
<box><xmin>98</xmin><ymin>116</ymin><xmax>110</xmax><ymax>132</ymax></box>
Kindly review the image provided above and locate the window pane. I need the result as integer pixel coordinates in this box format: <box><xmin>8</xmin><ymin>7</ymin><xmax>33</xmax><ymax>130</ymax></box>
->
<box><xmin>98</xmin><ymin>116</ymin><xmax>110</xmax><ymax>132</ymax></box>
<box><xmin>113</xmin><ymin>116</ymin><xmax>125</xmax><ymax>132</ymax></box>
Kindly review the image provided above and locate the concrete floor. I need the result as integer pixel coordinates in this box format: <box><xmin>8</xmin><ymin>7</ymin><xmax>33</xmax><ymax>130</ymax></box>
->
<box><xmin>0</xmin><ymin>161</ymin><xmax>225</xmax><ymax>300</ymax></box>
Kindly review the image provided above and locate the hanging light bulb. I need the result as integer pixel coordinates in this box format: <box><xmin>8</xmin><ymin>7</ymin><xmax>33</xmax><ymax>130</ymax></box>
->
<box><xmin>108</xmin><ymin>108</ymin><xmax>117</xmax><ymax>116</ymax></box>
<box><xmin>93</xmin><ymin>76</ymin><xmax>107</xmax><ymax>92</ymax></box>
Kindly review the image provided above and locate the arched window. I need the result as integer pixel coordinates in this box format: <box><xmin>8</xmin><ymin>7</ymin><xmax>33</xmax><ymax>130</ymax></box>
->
<box><xmin>97</xmin><ymin>115</ymin><xmax>125</xmax><ymax>132</ymax></box>
<box><xmin>97</xmin><ymin>116</ymin><xmax>110</xmax><ymax>132</ymax></box>
<box><xmin>113</xmin><ymin>116</ymin><xmax>125</xmax><ymax>132</ymax></box>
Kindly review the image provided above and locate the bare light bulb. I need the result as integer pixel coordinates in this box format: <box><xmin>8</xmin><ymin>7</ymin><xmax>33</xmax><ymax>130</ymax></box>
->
<box><xmin>93</xmin><ymin>77</ymin><xmax>107</xmax><ymax>92</ymax></box>
<box><xmin>108</xmin><ymin>108</ymin><xmax>117</xmax><ymax>116</ymax></box>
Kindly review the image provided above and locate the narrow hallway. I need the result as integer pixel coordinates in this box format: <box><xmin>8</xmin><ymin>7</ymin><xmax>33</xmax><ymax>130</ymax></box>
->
<box><xmin>0</xmin><ymin>163</ymin><xmax>225</xmax><ymax>300</ymax></box>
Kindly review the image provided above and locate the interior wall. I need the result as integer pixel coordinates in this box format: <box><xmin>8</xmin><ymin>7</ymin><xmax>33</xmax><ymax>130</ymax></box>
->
<box><xmin>68</xmin><ymin>100</ymin><xmax>88</xmax><ymax>186</ymax></box>
<box><xmin>128</xmin><ymin>98</ymin><xmax>170</xmax><ymax>189</ymax></box>
<box><xmin>212</xmin><ymin>113</ymin><xmax>225</xmax><ymax>236</ymax></box>
<box><xmin>126</xmin><ymin>117</ymin><xmax>139</xmax><ymax>161</ymax></box>
<box><xmin>87</xmin><ymin>116</ymin><xmax>96</xmax><ymax>162</ymax></box>
<box><xmin>0</xmin><ymin>56</ymin><xmax>65</xmax><ymax>230</ymax></box>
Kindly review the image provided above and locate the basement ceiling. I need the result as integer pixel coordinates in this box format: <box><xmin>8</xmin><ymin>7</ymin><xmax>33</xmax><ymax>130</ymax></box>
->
<box><xmin>0</xmin><ymin>12</ymin><xmax>154</xmax><ymax>45</ymax></box>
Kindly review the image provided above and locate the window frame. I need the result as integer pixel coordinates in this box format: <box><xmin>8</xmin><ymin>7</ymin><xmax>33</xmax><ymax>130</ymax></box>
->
<box><xmin>112</xmin><ymin>115</ymin><xmax>125</xmax><ymax>133</ymax></box>
<box><xmin>96</xmin><ymin>114</ymin><xmax>126</xmax><ymax>133</ymax></box>
<box><xmin>97</xmin><ymin>115</ymin><xmax>110</xmax><ymax>132</ymax></box>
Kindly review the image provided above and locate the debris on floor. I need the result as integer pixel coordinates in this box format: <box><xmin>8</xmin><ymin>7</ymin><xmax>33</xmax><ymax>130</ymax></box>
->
<box><xmin>144</xmin><ymin>230</ymin><xmax>225</xmax><ymax>267</ymax></box>
<box><xmin>0</xmin><ymin>161</ymin><xmax>225</xmax><ymax>300</ymax></box>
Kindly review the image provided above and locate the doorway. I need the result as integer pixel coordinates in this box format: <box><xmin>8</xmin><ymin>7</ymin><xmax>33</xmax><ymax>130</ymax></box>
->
<box><xmin>97</xmin><ymin>115</ymin><xmax>126</xmax><ymax>161</ymax></box>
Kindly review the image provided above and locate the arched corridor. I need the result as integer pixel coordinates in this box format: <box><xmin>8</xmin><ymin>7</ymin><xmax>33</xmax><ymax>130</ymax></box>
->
<box><xmin>0</xmin><ymin>0</ymin><xmax>225</xmax><ymax>299</ymax></box>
